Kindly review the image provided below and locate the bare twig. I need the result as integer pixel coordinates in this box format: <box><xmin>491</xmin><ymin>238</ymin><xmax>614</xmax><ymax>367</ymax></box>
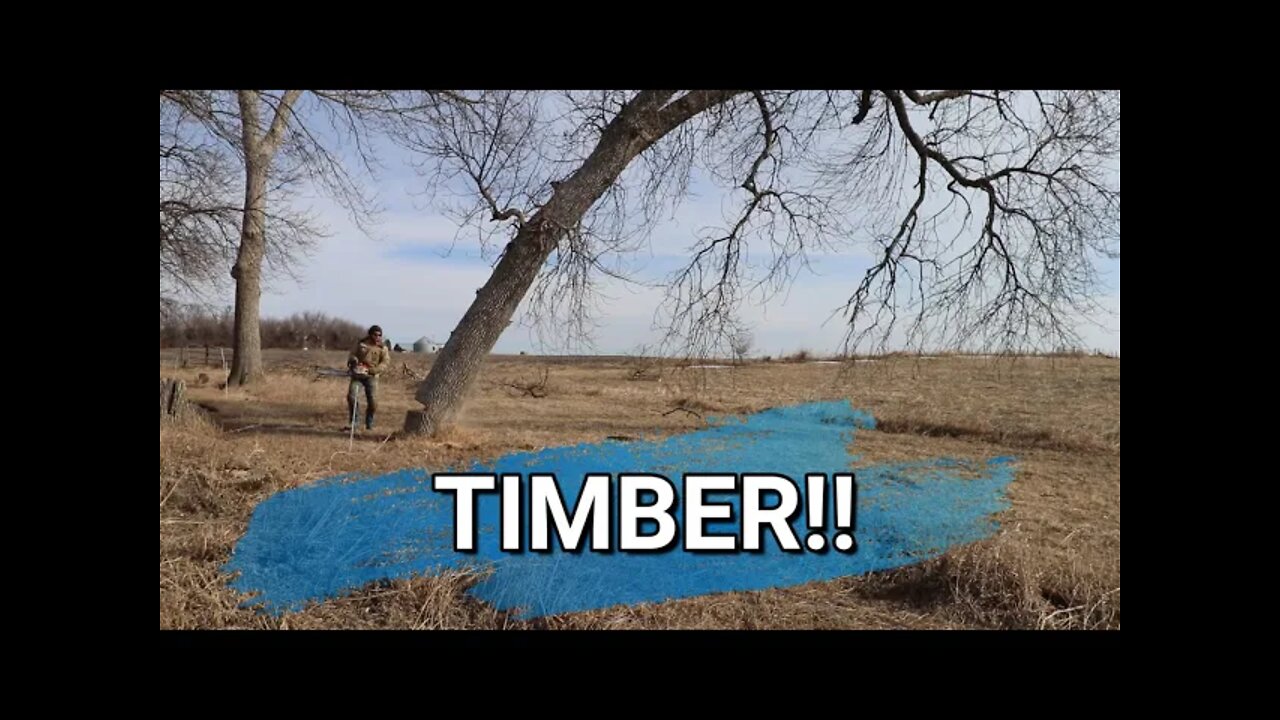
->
<box><xmin>159</xmin><ymin>477</ymin><xmax>183</xmax><ymax>509</ymax></box>
<box><xmin>502</xmin><ymin>366</ymin><xmax>551</xmax><ymax>398</ymax></box>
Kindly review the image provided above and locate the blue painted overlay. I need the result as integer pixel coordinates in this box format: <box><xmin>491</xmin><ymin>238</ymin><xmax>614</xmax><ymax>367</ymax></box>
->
<box><xmin>224</xmin><ymin>401</ymin><xmax>1015</xmax><ymax>618</ymax></box>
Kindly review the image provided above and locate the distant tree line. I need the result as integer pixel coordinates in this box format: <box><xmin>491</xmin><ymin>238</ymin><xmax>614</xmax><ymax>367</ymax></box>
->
<box><xmin>159</xmin><ymin>305</ymin><xmax>365</xmax><ymax>349</ymax></box>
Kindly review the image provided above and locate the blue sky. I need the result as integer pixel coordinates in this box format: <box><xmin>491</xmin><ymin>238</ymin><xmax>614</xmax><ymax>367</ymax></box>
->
<box><xmin>238</xmin><ymin>95</ymin><xmax>1120</xmax><ymax>356</ymax></box>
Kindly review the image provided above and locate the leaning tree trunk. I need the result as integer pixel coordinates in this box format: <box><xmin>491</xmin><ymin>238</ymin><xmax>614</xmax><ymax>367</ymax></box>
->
<box><xmin>405</xmin><ymin>217</ymin><xmax>562</xmax><ymax>434</ymax></box>
<box><xmin>405</xmin><ymin>91</ymin><xmax>742</xmax><ymax>435</ymax></box>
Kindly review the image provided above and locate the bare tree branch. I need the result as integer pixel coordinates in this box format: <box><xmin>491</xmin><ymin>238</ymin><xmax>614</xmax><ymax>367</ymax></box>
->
<box><xmin>903</xmin><ymin>90</ymin><xmax>972</xmax><ymax>105</ymax></box>
<box><xmin>261</xmin><ymin>90</ymin><xmax>303</xmax><ymax>156</ymax></box>
<box><xmin>835</xmin><ymin>90</ymin><xmax>1119</xmax><ymax>353</ymax></box>
<box><xmin>272</xmin><ymin>87</ymin><xmax>1120</xmax><ymax>435</ymax></box>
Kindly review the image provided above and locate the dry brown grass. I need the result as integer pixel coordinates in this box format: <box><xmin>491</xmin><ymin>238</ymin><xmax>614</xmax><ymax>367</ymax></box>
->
<box><xmin>160</xmin><ymin>350</ymin><xmax>1120</xmax><ymax>630</ymax></box>
<box><xmin>856</xmin><ymin>533</ymin><xmax>1120</xmax><ymax>630</ymax></box>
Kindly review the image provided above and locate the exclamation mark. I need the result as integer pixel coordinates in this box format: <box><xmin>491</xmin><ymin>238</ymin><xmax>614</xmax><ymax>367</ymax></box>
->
<box><xmin>834</xmin><ymin>473</ymin><xmax>857</xmax><ymax>553</ymax></box>
<box><xmin>805</xmin><ymin>474</ymin><xmax>827</xmax><ymax>552</ymax></box>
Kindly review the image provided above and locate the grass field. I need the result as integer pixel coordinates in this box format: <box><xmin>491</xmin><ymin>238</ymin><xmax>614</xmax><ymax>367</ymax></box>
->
<box><xmin>159</xmin><ymin>349</ymin><xmax>1120</xmax><ymax>630</ymax></box>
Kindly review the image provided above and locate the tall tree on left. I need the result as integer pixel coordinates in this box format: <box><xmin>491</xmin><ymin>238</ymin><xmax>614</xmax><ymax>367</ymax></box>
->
<box><xmin>227</xmin><ymin>90</ymin><xmax>302</xmax><ymax>386</ymax></box>
<box><xmin>160</xmin><ymin>90</ymin><xmax>424</xmax><ymax>386</ymax></box>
